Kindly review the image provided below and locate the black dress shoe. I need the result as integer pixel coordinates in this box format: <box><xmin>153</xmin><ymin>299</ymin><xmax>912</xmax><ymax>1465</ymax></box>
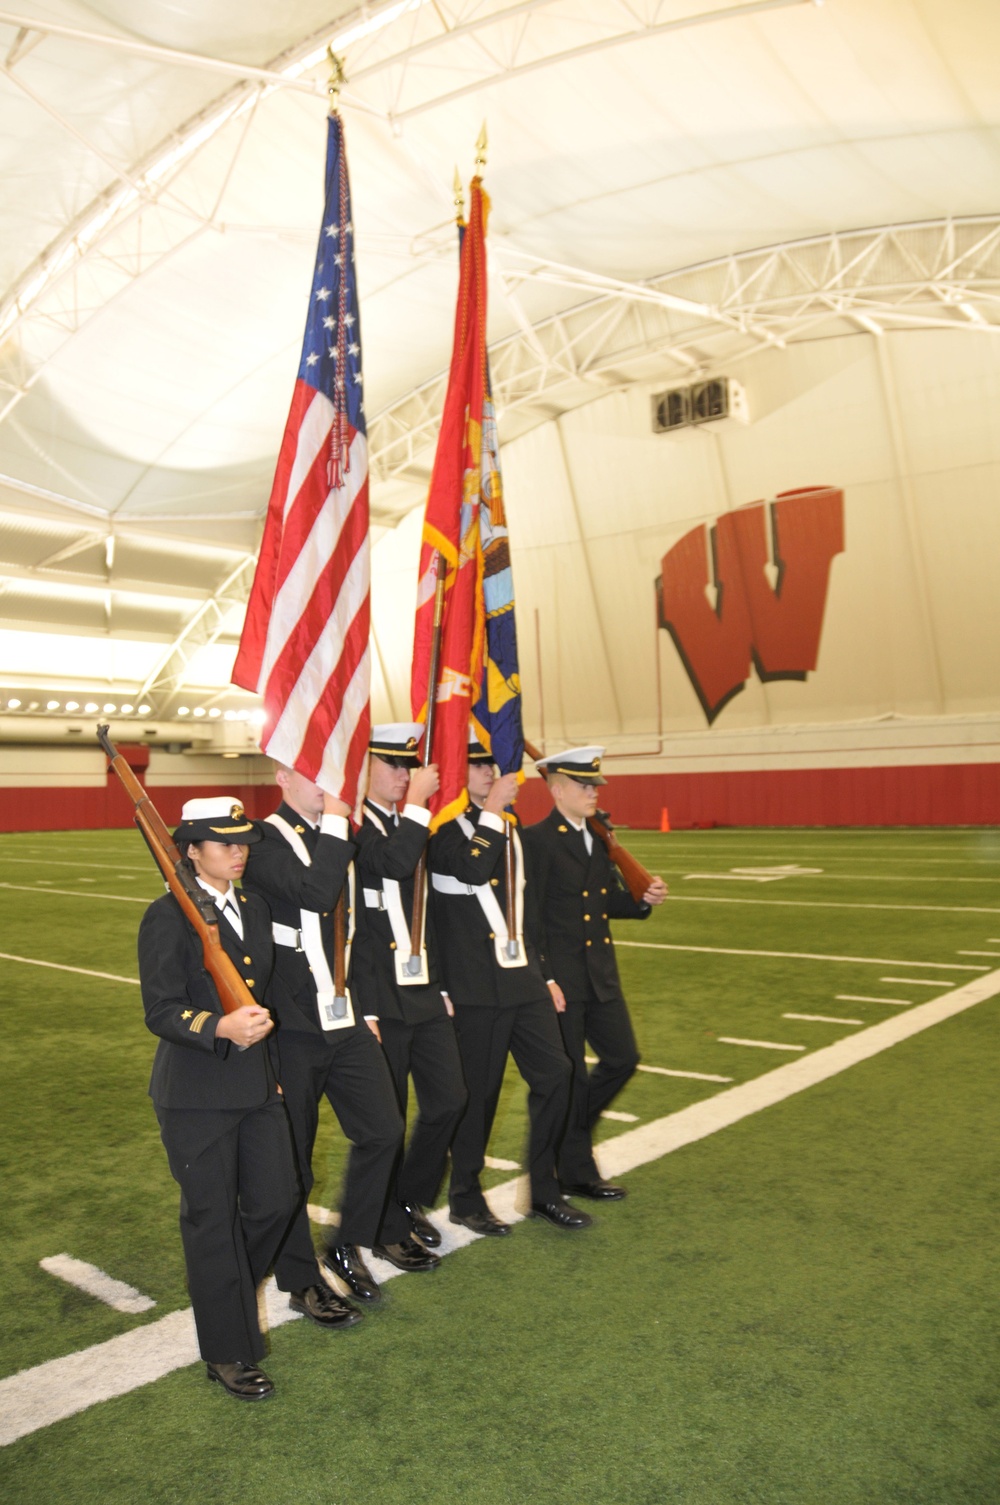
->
<box><xmin>562</xmin><ymin>1179</ymin><xmax>627</xmax><ymax>1201</ymax></box>
<box><xmin>206</xmin><ymin>1360</ymin><xmax>275</xmax><ymax>1401</ymax></box>
<box><xmin>320</xmin><ymin>1242</ymin><xmax>381</xmax><ymax>1303</ymax></box>
<box><xmin>401</xmin><ymin>1201</ymin><xmax>442</xmax><ymax>1247</ymax></box>
<box><xmin>528</xmin><ymin>1200</ymin><xmax>593</xmax><ymax>1230</ymax></box>
<box><xmin>449</xmin><ymin>1208</ymin><xmax>511</xmax><ymax>1237</ymax></box>
<box><xmin>371</xmin><ymin>1236</ymin><xmax>441</xmax><ymax>1272</ymax></box>
<box><xmin>289</xmin><ymin>1283</ymin><xmax>364</xmax><ymax>1329</ymax></box>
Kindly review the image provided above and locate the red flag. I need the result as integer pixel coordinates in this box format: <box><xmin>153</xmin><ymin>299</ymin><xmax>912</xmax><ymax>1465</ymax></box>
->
<box><xmin>232</xmin><ymin>114</ymin><xmax>370</xmax><ymax>803</ymax></box>
<box><xmin>410</xmin><ymin>178</ymin><xmax>491</xmax><ymax>827</ymax></box>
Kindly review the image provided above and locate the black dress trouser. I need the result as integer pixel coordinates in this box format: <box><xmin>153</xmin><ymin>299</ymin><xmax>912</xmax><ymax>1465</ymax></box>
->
<box><xmin>379</xmin><ymin>1012</ymin><xmax>468</xmax><ymax>1209</ymax></box>
<box><xmin>449</xmin><ymin>999</ymin><xmax>571</xmax><ymax>1215</ymax></box>
<box><xmin>158</xmin><ymin>1095</ymin><xmax>298</xmax><ymax>1364</ymax></box>
<box><xmin>273</xmin><ymin>1024</ymin><xmax>407</xmax><ymax>1290</ymax></box>
<box><xmin>555</xmin><ymin>986</ymin><xmax>640</xmax><ymax>1184</ymax></box>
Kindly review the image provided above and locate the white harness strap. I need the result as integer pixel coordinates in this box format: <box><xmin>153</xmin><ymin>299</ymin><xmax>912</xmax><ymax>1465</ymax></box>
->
<box><xmin>363</xmin><ymin>806</ymin><xmax>429</xmax><ymax>986</ymax></box>
<box><xmin>265</xmin><ymin>812</ymin><xmax>355</xmax><ymax>1030</ymax></box>
<box><xmin>429</xmin><ymin>813</ymin><xmax>526</xmax><ymax>969</ymax></box>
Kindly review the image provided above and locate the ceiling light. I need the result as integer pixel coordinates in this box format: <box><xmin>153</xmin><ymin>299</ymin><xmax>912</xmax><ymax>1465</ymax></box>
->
<box><xmin>46</xmin><ymin>700</ymin><xmax>60</xmax><ymax>710</ymax></box>
<box><xmin>66</xmin><ymin>701</ymin><xmax>79</xmax><ymax>711</ymax></box>
<box><xmin>138</xmin><ymin>704</ymin><xmax>152</xmax><ymax>715</ymax></box>
<box><xmin>120</xmin><ymin>703</ymin><xmax>134</xmax><ymax>714</ymax></box>
<box><xmin>208</xmin><ymin>707</ymin><xmax>222</xmax><ymax>718</ymax></box>
<box><xmin>103</xmin><ymin>703</ymin><xmax>116</xmax><ymax>713</ymax></box>
<box><xmin>192</xmin><ymin>707</ymin><xmax>206</xmax><ymax>718</ymax></box>
<box><xmin>84</xmin><ymin>701</ymin><xmax>98</xmax><ymax>713</ymax></box>
<box><xmin>221</xmin><ymin>752</ymin><xmax>240</xmax><ymax>759</ymax></box>
<box><xmin>249</xmin><ymin>710</ymin><xmax>266</xmax><ymax>726</ymax></box>
<box><xmin>8</xmin><ymin>698</ymin><xmax>21</xmax><ymax>709</ymax></box>
<box><xmin>224</xmin><ymin>710</ymin><xmax>237</xmax><ymax>721</ymax></box>
<box><xmin>177</xmin><ymin>706</ymin><xmax>190</xmax><ymax>716</ymax></box>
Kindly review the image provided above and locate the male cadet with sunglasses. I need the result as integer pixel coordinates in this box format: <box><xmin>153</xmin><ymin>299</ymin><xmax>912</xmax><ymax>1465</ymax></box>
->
<box><xmin>242</xmin><ymin>764</ymin><xmax>432</xmax><ymax>1315</ymax></box>
<box><xmin>354</xmin><ymin>724</ymin><xmax>467</xmax><ymax>1250</ymax></box>
<box><xmin>523</xmin><ymin>748</ymin><xmax>668</xmax><ymax>1200</ymax></box>
<box><xmin>137</xmin><ymin>797</ymin><xmax>298</xmax><ymax>1402</ymax></box>
<box><xmin>428</xmin><ymin>732</ymin><xmax>585</xmax><ymax>1236</ymax></box>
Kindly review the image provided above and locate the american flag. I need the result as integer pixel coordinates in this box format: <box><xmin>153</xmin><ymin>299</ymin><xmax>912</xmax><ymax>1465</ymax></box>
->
<box><xmin>232</xmin><ymin>112</ymin><xmax>370</xmax><ymax>802</ymax></box>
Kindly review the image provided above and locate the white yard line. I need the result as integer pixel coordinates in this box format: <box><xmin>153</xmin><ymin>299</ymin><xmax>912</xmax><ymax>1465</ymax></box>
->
<box><xmin>39</xmin><ymin>1257</ymin><xmax>155</xmax><ymax>1315</ymax></box>
<box><xmin>663</xmin><ymin>896</ymin><xmax>1000</xmax><ymax>915</ymax></box>
<box><xmin>783</xmin><ymin>1012</ymin><xmax>864</xmax><ymax>1026</ymax></box>
<box><xmin>483</xmin><ymin>1155</ymin><xmax>520</xmax><ymax>1171</ymax></box>
<box><xmin>0</xmin><ymin>882</ymin><xmax>149</xmax><ymax>905</ymax></box>
<box><xmin>614</xmin><ymin>940</ymin><xmax>988</xmax><ymax>970</ymax></box>
<box><xmin>639</xmin><ymin>1064</ymin><xmax>733</xmax><ymax>1083</ymax></box>
<box><xmin>585</xmin><ymin>1055</ymin><xmax>733</xmax><ymax>1084</ymax></box>
<box><xmin>0</xmin><ymin>857</ymin><xmax>149</xmax><ymax>872</ymax></box>
<box><xmin>880</xmin><ymin>977</ymin><xmax>953</xmax><ymax>987</ymax></box>
<box><xmin>600</xmin><ymin>1110</ymin><xmax>639</xmax><ymax>1122</ymax></box>
<box><xmin>0</xmin><ymin>953</ymin><xmax>140</xmax><ymax>986</ymax></box>
<box><xmin>717</xmin><ymin>1037</ymin><xmax>807</xmax><ymax>1052</ymax></box>
<box><xmin>957</xmin><ymin>950</ymin><xmax>1000</xmax><ymax>957</ymax></box>
<box><xmin>836</xmin><ymin>994</ymin><xmax>911</xmax><ymax>1007</ymax></box>
<box><xmin>3</xmin><ymin>967</ymin><xmax>998</xmax><ymax>1447</ymax></box>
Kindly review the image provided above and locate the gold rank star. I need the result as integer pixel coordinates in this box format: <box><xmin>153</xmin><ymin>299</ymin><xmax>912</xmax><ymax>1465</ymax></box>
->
<box><xmin>181</xmin><ymin>1010</ymin><xmax>193</xmax><ymax>1020</ymax></box>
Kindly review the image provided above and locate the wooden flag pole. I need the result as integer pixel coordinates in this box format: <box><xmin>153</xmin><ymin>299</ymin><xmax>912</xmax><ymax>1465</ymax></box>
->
<box><xmin>406</xmin><ymin>552</ymin><xmax>448</xmax><ymax>974</ymax></box>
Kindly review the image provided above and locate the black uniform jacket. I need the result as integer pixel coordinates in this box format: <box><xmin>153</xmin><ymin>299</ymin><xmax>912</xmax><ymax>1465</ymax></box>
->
<box><xmin>523</xmin><ymin>808</ymin><xmax>651</xmax><ymax>1002</ymax></box>
<box><xmin>353</xmin><ymin>800</ymin><xmax>447</xmax><ymax>1026</ymax></box>
<box><xmin>241</xmin><ymin>800</ymin><xmax>376</xmax><ymax>1031</ymax></box>
<box><xmin>138</xmin><ymin>888</ymin><xmax>280</xmax><ymax>1112</ymax></box>
<box><xmin>428</xmin><ymin>803</ymin><xmax>550</xmax><ymax>1009</ymax></box>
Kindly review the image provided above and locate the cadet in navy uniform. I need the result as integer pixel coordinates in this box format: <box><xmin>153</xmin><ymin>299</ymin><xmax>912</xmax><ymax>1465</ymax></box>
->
<box><xmin>354</xmin><ymin>724</ymin><xmax>467</xmax><ymax>1250</ymax></box>
<box><xmin>137</xmin><ymin>797</ymin><xmax>298</xmax><ymax>1402</ymax></box>
<box><xmin>523</xmin><ymin>748</ymin><xmax>668</xmax><ymax>1198</ymax></box>
<box><xmin>242</xmin><ymin>764</ymin><xmax>432</xmax><ymax>1308</ymax></box>
<box><xmin>429</xmin><ymin>734</ymin><xmax>585</xmax><ymax>1236</ymax></box>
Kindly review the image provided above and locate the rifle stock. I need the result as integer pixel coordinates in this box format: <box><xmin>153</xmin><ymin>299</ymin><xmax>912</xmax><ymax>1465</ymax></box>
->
<box><xmin>522</xmin><ymin>737</ymin><xmax>655</xmax><ymax>904</ymax></box>
<box><xmin>98</xmin><ymin>725</ymin><xmax>257</xmax><ymax>1016</ymax></box>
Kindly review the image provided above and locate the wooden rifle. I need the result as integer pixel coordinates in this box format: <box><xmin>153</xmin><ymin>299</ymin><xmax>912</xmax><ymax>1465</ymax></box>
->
<box><xmin>98</xmin><ymin>724</ymin><xmax>257</xmax><ymax>1016</ymax></box>
<box><xmin>523</xmin><ymin>737</ymin><xmax>655</xmax><ymax>904</ymax></box>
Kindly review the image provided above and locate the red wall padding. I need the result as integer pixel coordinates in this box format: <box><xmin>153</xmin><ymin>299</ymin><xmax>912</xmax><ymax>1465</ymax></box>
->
<box><xmin>2</xmin><ymin>762</ymin><xmax>998</xmax><ymax>832</ymax></box>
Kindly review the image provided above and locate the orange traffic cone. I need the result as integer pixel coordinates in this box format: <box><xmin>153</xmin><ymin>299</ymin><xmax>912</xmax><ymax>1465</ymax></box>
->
<box><xmin>660</xmin><ymin>807</ymin><xmax>670</xmax><ymax>833</ymax></box>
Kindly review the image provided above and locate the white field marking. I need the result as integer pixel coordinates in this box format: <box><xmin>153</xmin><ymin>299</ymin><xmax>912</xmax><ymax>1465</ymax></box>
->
<box><xmin>624</xmin><ymin>841</ymin><xmax>1000</xmax><ymax>862</ymax></box>
<box><xmin>306</xmin><ymin>1204</ymin><xmax>340</xmax><ymax>1227</ymax></box>
<box><xmin>584</xmin><ymin>1055</ymin><xmax>733</xmax><ymax>1084</ymax></box>
<box><xmin>665</xmin><ymin>895</ymin><xmax>1000</xmax><ymax>915</ymax></box>
<box><xmin>682</xmin><ymin>865</ymin><xmax>823</xmax><ymax>883</ymax></box>
<box><xmin>39</xmin><ymin>1256</ymin><xmax>155</xmax><ymax>1315</ymax></box>
<box><xmin>0</xmin><ymin>953</ymin><xmax>139</xmax><ymax>986</ymax></box>
<box><xmin>675</xmin><ymin>872</ymin><xmax>999</xmax><ymax>885</ymax></box>
<box><xmin>0</xmin><ymin>857</ymin><xmax>149</xmax><ymax>872</ymax></box>
<box><xmin>614</xmin><ymin>939</ymin><xmax>989</xmax><ymax>970</ymax></box>
<box><xmin>880</xmin><ymin>977</ymin><xmax>954</xmax><ymax>987</ymax></box>
<box><xmin>783</xmin><ymin>1012</ymin><xmax>864</xmax><ymax>1026</ymax></box>
<box><xmin>601</xmin><ymin>1110</ymin><xmax>639</xmax><ymax>1122</ymax></box>
<box><xmin>483</xmin><ymin>1155</ymin><xmax>520</xmax><ymax>1171</ymax></box>
<box><xmin>0</xmin><ymin>882</ymin><xmax>148</xmax><ymax>904</ymax></box>
<box><xmin>3</xmin><ymin>969</ymin><xmax>999</xmax><ymax>1447</ymax></box>
<box><xmin>717</xmin><ymin>1037</ymin><xmax>807</xmax><ymax>1052</ymax></box>
<box><xmin>36</xmin><ymin>880</ymin><xmax>52</xmax><ymax>885</ymax></box>
<box><xmin>639</xmin><ymin>1064</ymin><xmax>734</xmax><ymax>1083</ymax></box>
<box><xmin>78</xmin><ymin>878</ymin><xmax>96</xmax><ymax>884</ymax></box>
<box><xmin>836</xmin><ymin>994</ymin><xmax>911</xmax><ymax>1007</ymax></box>
<box><xmin>957</xmin><ymin>949</ymin><xmax>1000</xmax><ymax>957</ymax></box>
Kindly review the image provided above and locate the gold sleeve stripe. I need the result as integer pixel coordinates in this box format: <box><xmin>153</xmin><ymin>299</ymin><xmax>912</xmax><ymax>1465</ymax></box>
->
<box><xmin>188</xmin><ymin>1011</ymin><xmax>212</xmax><ymax>1034</ymax></box>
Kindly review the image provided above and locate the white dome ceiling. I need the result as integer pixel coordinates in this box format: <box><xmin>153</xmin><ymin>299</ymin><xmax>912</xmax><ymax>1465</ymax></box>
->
<box><xmin>0</xmin><ymin>0</ymin><xmax>998</xmax><ymax>729</ymax></box>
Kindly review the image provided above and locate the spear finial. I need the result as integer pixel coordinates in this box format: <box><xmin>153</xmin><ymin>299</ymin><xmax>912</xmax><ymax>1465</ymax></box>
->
<box><xmin>327</xmin><ymin>49</ymin><xmax>346</xmax><ymax>113</ymax></box>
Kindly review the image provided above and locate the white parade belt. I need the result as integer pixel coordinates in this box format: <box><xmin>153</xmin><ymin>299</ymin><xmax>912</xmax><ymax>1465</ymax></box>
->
<box><xmin>265</xmin><ymin>812</ymin><xmax>355</xmax><ymax>1031</ymax></box>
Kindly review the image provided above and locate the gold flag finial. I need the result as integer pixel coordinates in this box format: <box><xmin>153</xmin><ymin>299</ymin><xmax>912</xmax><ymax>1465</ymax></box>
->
<box><xmin>327</xmin><ymin>49</ymin><xmax>346</xmax><ymax>113</ymax></box>
<box><xmin>453</xmin><ymin>167</ymin><xmax>465</xmax><ymax>222</ymax></box>
<box><xmin>474</xmin><ymin>121</ymin><xmax>488</xmax><ymax>171</ymax></box>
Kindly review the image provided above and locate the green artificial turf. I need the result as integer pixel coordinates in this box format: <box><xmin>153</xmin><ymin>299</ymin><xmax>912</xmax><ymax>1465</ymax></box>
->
<box><xmin>1</xmin><ymin>827</ymin><xmax>998</xmax><ymax>1503</ymax></box>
